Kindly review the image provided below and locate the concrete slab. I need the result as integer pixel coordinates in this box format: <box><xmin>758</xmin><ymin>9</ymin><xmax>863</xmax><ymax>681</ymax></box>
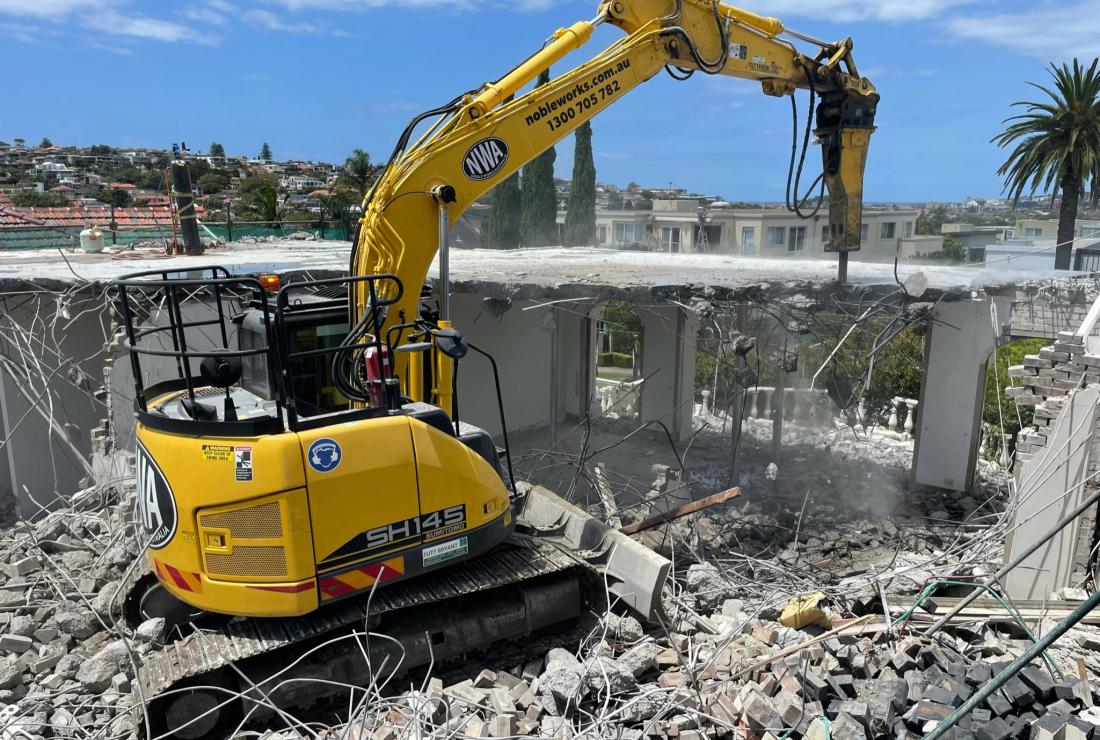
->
<box><xmin>0</xmin><ymin>243</ymin><xmax>1080</xmax><ymax>299</ymax></box>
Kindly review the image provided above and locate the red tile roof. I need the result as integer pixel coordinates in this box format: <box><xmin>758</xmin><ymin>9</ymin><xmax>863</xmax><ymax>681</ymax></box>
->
<box><xmin>0</xmin><ymin>203</ymin><xmax>204</xmax><ymax>228</ymax></box>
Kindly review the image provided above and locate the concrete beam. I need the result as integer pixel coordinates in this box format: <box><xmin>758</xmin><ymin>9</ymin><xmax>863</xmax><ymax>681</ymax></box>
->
<box><xmin>913</xmin><ymin>296</ymin><xmax>1009</xmax><ymax>491</ymax></box>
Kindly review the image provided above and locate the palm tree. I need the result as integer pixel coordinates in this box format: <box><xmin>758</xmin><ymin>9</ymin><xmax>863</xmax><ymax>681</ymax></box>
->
<box><xmin>339</xmin><ymin>149</ymin><xmax>382</xmax><ymax>197</ymax></box>
<box><xmin>994</xmin><ymin>58</ymin><xmax>1100</xmax><ymax>270</ymax></box>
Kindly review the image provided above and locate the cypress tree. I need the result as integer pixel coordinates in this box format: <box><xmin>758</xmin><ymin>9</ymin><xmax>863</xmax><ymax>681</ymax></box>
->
<box><xmin>483</xmin><ymin>96</ymin><xmax>523</xmax><ymax>249</ymax></box>
<box><xmin>564</xmin><ymin>122</ymin><xmax>596</xmax><ymax>246</ymax></box>
<box><xmin>521</xmin><ymin>70</ymin><xmax>559</xmax><ymax>248</ymax></box>
<box><xmin>484</xmin><ymin>172</ymin><xmax>522</xmax><ymax>248</ymax></box>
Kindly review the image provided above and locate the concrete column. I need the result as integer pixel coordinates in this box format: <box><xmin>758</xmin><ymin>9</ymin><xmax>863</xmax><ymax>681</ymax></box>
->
<box><xmin>639</xmin><ymin>305</ymin><xmax>699</xmax><ymax>442</ymax></box>
<box><xmin>452</xmin><ymin>294</ymin><xmax>551</xmax><ymax>437</ymax></box>
<box><xmin>912</xmin><ymin>295</ymin><xmax>1009</xmax><ymax>491</ymax></box>
<box><xmin>554</xmin><ymin>304</ymin><xmax>596</xmax><ymax>422</ymax></box>
<box><xmin>451</xmin><ymin>295</ymin><xmax>594</xmax><ymax>438</ymax></box>
<box><xmin>0</xmin><ymin>367</ymin><xmax>18</xmax><ymax>516</ymax></box>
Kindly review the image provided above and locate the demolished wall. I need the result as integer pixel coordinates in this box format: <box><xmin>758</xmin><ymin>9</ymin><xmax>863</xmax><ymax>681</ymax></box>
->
<box><xmin>1006</xmin><ymin>331</ymin><xmax>1100</xmax><ymax>591</ymax></box>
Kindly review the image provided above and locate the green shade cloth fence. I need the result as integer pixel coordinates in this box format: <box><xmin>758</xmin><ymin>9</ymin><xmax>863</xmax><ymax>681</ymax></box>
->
<box><xmin>0</xmin><ymin>222</ymin><xmax>351</xmax><ymax>251</ymax></box>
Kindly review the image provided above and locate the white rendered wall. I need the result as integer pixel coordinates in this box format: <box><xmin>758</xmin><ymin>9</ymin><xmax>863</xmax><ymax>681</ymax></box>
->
<box><xmin>639</xmin><ymin>306</ymin><xmax>699</xmax><ymax>442</ymax></box>
<box><xmin>912</xmin><ymin>296</ymin><xmax>1008</xmax><ymax>491</ymax></box>
<box><xmin>1005</xmin><ymin>386</ymin><xmax>1099</xmax><ymax>601</ymax></box>
<box><xmin>451</xmin><ymin>294</ymin><xmax>592</xmax><ymax>438</ymax></box>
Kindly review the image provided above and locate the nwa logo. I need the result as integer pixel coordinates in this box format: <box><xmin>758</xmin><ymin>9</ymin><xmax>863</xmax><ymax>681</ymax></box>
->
<box><xmin>136</xmin><ymin>442</ymin><xmax>177</xmax><ymax>550</ymax></box>
<box><xmin>462</xmin><ymin>137</ymin><xmax>509</xmax><ymax>181</ymax></box>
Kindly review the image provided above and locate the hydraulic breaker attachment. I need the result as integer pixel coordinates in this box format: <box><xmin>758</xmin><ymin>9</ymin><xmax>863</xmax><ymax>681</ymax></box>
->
<box><xmin>818</xmin><ymin>91</ymin><xmax>879</xmax><ymax>253</ymax></box>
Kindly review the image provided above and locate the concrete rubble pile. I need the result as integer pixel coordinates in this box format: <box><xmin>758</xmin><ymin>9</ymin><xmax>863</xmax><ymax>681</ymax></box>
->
<box><xmin>290</xmin><ymin>567</ymin><xmax>1100</xmax><ymax>740</ymax></box>
<box><xmin>0</xmin><ymin>483</ymin><xmax>154</xmax><ymax>740</ymax></box>
<box><xmin>233</xmin><ymin>232</ymin><xmax>318</xmax><ymax>245</ymax></box>
<box><xmin>0</xmin><ymin>430</ymin><xmax>1095</xmax><ymax>739</ymax></box>
<box><xmin>587</xmin><ymin>414</ymin><xmax>1014</xmax><ymax>606</ymax></box>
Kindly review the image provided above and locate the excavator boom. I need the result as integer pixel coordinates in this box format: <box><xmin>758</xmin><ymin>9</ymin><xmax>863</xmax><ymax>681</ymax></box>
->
<box><xmin>353</xmin><ymin>0</ymin><xmax>879</xmax><ymax>366</ymax></box>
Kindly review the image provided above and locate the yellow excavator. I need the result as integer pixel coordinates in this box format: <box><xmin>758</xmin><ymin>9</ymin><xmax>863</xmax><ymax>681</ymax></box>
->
<box><xmin>114</xmin><ymin>1</ymin><xmax>877</xmax><ymax>735</ymax></box>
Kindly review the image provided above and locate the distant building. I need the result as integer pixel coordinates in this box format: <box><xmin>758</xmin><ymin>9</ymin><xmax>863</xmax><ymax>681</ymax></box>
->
<box><xmin>979</xmin><ymin>220</ymin><xmax>1100</xmax><ymax>270</ymax></box>
<box><xmin>47</xmin><ymin>185</ymin><xmax>78</xmax><ymax>201</ymax></box>
<box><xmin>1011</xmin><ymin>218</ymin><xmax>1100</xmax><ymax>241</ymax></box>
<box><xmin>31</xmin><ymin>161</ymin><xmax>75</xmax><ymax>179</ymax></box>
<box><xmin>554</xmin><ymin>199</ymin><xmax>941</xmax><ymax>262</ymax></box>
<box><xmin>940</xmin><ymin>223</ymin><xmax>1011</xmax><ymax>259</ymax></box>
<box><xmin>281</xmin><ymin>175</ymin><xmax>325</xmax><ymax>192</ymax></box>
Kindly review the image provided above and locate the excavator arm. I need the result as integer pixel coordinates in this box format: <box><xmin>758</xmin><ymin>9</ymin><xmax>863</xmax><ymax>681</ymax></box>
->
<box><xmin>352</xmin><ymin>0</ymin><xmax>879</xmax><ymax>403</ymax></box>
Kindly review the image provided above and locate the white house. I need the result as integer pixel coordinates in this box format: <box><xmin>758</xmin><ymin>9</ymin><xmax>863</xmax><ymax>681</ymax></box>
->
<box><xmin>556</xmin><ymin>200</ymin><xmax>942</xmax><ymax>262</ymax></box>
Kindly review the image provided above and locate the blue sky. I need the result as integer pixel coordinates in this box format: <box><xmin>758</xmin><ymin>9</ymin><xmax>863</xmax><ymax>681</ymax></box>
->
<box><xmin>1</xmin><ymin>0</ymin><xmax>1098</xmax><ymax>202</ymax></box>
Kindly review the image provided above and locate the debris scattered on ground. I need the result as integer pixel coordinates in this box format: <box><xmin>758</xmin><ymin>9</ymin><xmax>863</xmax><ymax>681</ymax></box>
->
<box><xmin>0</xmin><ymin>395</ymin><xmax>1095</xmax><ymax>739</ymax></box>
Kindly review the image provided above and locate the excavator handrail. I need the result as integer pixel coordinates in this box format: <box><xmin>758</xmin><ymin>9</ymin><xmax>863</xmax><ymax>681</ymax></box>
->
<box><xmin>112</xmin><ymin>271</ymin><xmax>282</xmax><ymax>422</ymax></box>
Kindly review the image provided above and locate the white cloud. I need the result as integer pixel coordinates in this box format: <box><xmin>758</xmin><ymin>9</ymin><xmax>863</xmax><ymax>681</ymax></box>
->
<box><xmin>0</xmin><ymin>0</ymin><xmax>220</xmax><ymax>43</ymax></box>
<box><xmin>0</xmin><ymin>0</ymin><xmax>103</xmax><ymax>18</ymax></box>
<box><xmin>946</xmin><ymin>3</ymin><xmax>1100</xmax><ymax>60</ymax></box>
<box><xmin>83</xmin><ymin>11</ymin><xmax>192</xmax><ymax>41</ymax></box>
<box><xmin>759</xmin><ymin>0</ymin><xmax>976</xmax><ymax>22</ymax></box>
<box><xmin>0</xmin><ymin>20</ymin><xmax>36</xmax><ymax>41</ymax></box>
<box><xmin>244</xmin><ymin>7</ymin><xmax>324</xmax><ymax>32</ymax></box>
<box><xmin>270</xmin><ymin>0</ymin><xmax>562</xmax><ymax>11</ymax></box>
<box><xmin>88</xmin><ymin>39</ymin><xmax>134</xmax><ymax>55</ymax></box>
<box><xmin>183</xmin><ymin>4</ymin><xmax>228</xmax><ymax>25</ymax></box>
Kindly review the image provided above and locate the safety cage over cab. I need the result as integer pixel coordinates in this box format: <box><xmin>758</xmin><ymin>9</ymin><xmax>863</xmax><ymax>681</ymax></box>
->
<box><xmin>112</xmin><ymin>266</ymin><xmax>409</xmax><ymax>434</ymax></box>
<box><xmin>110</xmin><ymin>266</ymin><xmax>515</xmax><ymax>485</ymax></box>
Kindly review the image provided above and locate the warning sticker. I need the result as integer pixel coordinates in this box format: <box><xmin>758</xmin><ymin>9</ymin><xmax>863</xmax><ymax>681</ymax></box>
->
<box><xmin>234</xmin><ymin>447</ymin><xmax>253</xmax><ymax>482</ymax></box>
<box><xmin>202</xmin><ymin>445</ymin><xmax>233</xmax><ymax>462</ymax></box>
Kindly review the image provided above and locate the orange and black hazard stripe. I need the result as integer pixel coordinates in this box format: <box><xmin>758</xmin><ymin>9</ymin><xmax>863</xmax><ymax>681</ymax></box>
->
<box><xmin>153</xmin><ymin>558</ymin><xmax>204</xmax><ymax>594</ymax></box>
<box><xmin>319</xmin><ymin>556</ymin><xmax>404</xmax><ymax>601</ymax></box>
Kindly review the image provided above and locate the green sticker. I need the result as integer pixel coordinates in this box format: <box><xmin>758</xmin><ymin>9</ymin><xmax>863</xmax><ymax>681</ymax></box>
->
<box><xmin>423</xmin><ymin>537</ymin><xmax>469</xmax><ymax>567</ymax></box>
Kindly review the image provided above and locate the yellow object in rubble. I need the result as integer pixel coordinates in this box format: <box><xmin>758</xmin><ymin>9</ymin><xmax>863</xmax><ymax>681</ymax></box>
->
<box><xmin>780</xmin><ymin>592</ymin><xmax>828</xmax><ymax>629</ymax></box>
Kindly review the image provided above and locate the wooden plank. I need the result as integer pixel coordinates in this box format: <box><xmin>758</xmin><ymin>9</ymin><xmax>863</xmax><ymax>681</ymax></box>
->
<box><xmin>619</xmin><ymin>487</ymin><xmax>741</xmax><ymax>536</ymax></box>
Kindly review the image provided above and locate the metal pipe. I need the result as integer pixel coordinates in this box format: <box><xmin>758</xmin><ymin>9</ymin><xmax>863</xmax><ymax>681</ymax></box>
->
<box><xmin>924</xmin><ymin>483</ymin><xmax>1100</xmax><ymax>637</ymax></box>
<box><xmin>432</xmin><ymin>186</ymin><xmax>456</xmax><ymax>321</ymax></box>
<box><xmin>728</xmin><ymin>374</ymin><xmax>745</xmax><ymax>488</ymax></box>
<box><xmin>549</xmin><ymin>308</ymin><xmax>559</xmax><ymax>445</ymax></box>
<box><xmin>438</xmin><ymin>205</ymin><xmax>450</xmax><ymax>321</ymax></box>
<box><xmin>783</xmin><ymin>27</ymin><xmax>830</xmax><ymax>48</ymax></box>
<box><xmin>922</xmin><ymin>585</ymin><xmax>1100</xmax><ymax>740</ymax></box>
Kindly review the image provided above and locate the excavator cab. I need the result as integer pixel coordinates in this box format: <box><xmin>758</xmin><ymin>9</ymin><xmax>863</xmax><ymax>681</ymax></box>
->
<box><xmin>113</xmin><ymin>267</ymin><xmax>516</xmax><ymax>620</ymax></box>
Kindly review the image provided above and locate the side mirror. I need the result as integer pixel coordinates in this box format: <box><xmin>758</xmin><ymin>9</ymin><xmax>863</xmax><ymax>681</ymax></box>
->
<box><xmin>434</xmin><ymin>328</ymin><xmax>469</xmax><ymax>360</ymax></box>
